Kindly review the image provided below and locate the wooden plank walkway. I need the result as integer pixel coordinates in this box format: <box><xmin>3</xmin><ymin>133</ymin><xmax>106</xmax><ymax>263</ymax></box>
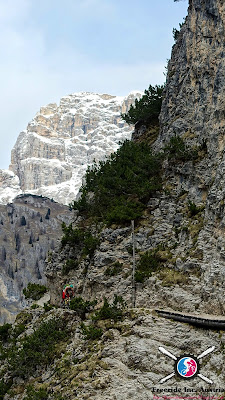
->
<box><xmin>155</xmin><ymin>309</ymin><xmax>225</xmax><ymax>329</ymax></box>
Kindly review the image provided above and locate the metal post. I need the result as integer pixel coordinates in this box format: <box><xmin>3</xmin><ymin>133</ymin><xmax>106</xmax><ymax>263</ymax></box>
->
<box><xmin>131</xmin><ymin>220</ymin><xmax>136</xmax><ymax>308</ymax></box>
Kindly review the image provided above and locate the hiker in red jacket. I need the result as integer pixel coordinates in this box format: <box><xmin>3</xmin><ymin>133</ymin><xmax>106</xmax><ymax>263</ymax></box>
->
<box><xmin>62</xmin><ymin>284</ymin><xmax>74</xmax><ymax>306</ymax></box>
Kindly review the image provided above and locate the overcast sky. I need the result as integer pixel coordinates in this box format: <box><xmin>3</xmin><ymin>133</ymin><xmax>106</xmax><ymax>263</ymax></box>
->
<box><xmin>0</xmin><ymin>0</ymin><xmax>188</xmax><ymax>169</ymax></box>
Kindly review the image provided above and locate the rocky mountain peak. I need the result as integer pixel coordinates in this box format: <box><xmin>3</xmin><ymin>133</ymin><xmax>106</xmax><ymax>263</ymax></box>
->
<box><xmin>0</xmin><ymin>91</ymin><xmax>141</xmax><ymax>205</ymax></box>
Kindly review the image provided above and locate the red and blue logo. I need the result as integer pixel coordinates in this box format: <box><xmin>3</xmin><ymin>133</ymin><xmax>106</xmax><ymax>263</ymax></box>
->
<box><xmin>158</xmin><ymin>346</ymin><xmax>215</xmax><ymax>384</ymax></box>
<box><xmin>176</xmin><ymin>356</ymin><xmax>198</xmax><ymax>378</ymax></box>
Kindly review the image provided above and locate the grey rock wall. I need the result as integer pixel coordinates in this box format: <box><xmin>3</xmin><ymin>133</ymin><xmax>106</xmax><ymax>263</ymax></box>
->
<box><xmin>0</xmin><ymin>194</ymin><xmax>72</xmax><ymax>323</ymax></box>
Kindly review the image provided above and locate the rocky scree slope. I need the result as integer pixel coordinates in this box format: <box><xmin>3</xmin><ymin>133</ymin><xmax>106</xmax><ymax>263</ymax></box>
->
<box><xmin>1</xmin><ymin>306</ymin><xmax>224</xmax><ymax>400</ymax></box>
<box><xmin>0</xmin><ymin>92</ymin><xmax>140</xmax><ymax>205</ymax></box>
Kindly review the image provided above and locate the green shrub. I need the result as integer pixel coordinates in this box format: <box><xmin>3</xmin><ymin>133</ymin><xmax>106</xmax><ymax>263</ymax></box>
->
<box><xmin>135</xmin><ymin>249</ymin><xmax>161</xmax><ymax>283</ymax></box>
<box><xmin>157</xmin><ymin>268</ymin><xmax>188</xmax><ymax>287</ymax></box>
<box><xmin>23</xmin><ymin>283</ymin><xmax>47</xmax><ymax>301</ymax></box>
<box><xmin>13</xmin><ymin>324</ymin><xmax>25</xmax><ymax>339</ymax></box>
<box><xmin>24</xmin><ymin>385</ymin><xmax>48</xmax><ymax>400</ymax></box>
<box><xmin>43</xmin><ymin>302</ymin><xmax>54</xmax><ymax>312</ymax></box>
<box><xmin>62</xmin><ymin>258</ymin><xmax>78</xmax><ymax>275</ymax></box>
<box><xmin>0</xmin><ymin>323</ymin><xmax>11</xmax><ymax>342</ymax></box>
<box><xmin>61</xmin><ymin>224</ymin><xmax>84</xmax><ymax>247</ymax></box>
<box><xmin>31</xmin><ymin>304</ymin><xmax>39</xmax><ymax>309</ymax></box>
<box><xmin>20</xmin><ymin>216</ymin><xmax>27</xmax><ymax>226</ymax></box>
<box><xmin>83</xmin><ymin>232</ymin><xmax>100</xmax><ymax>257</ymax></box>
<box><xmin>9</xmin><ymin>318</ymin><xmax>66</xmax><ymax>378</ymax></box>
<box><xmin>80</xmin><ymin>323</ymin><xmax>103</xmax><ymax>340</ymax></box>
<box><xmin>164</xmin><ymin>136</ymin><xmax>198</xmax><ymax>162</ymax></box>
<box><xmin>0</xmin><ymin>379</ymin><xmax>12</xmax><ymax>400</ymax></box>
<box><xmin>126</xmin><ymin>245</ymin><xmax>133</xmax><ymax>255</ymax></box>
<box><xmin>61</xmin><ymin>224</ymin><xmax>99</xmax><ymax>258</ymax></box>
<box><xmin>93</xmin><ymin>295</ymin><xmax>125</xmax><ymax>322</ymax></box>
<box><xmin>105</xmin><ymin>198</ymin><xmax>144</xmax><ymax>225</ymax></box>
<box><xmin>172</xmin><ymin>21</ymin><xmax>185</xmax><ymax>42</ymax></box>
<box><xmin>172</xmin><ymin>27</ymin><xmax>180</xmax><ymax>41</ymax></box>
<box><xmin>105</xmin><ymin>262</ymin><xmax>123</xmax><ymax>276</ymax></box>
<box><xmin>188</xmin><ymin>200</ymin><xmax>203</xmax><ymax>217</ymax></box>
<box><xmin>121</xmin><ymin>84</ymin><xmax>164</xmax><ymax>125</ymax></box>
<box><xmin>0</xmin><ymin>343</ymin><xmax>7</xmax><ymax>361</ymax></box>
<box><xmin>69</xmin><ymin>297</ymin><xmax>97</xmax><ymax>320</ymax></box>
<box><xmin>71</xmin><ymin>140</ymin><xmax>162</xmax><ymax>225</ymax></box>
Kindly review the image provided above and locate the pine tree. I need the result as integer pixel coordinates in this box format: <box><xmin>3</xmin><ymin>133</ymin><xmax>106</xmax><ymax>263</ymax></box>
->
<box><xmin>121</xmin><ymin>84</ymin><xmax>164</xmax><ymax>126</ymax></box>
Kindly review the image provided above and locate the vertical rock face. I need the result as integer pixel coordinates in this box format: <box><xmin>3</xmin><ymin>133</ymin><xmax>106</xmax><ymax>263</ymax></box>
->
<box><xmin>0</xmin><ymin>194</ymin><xmax>72</xmax><ymax>324</ymax></box>
<box><xmin>1</xmin><ymin>92</ymin><xmax>141</xmax><ymax>205</ymax></box>
<box><xmin>153</xmin><ymin>0</ymin><xmax>225</xmax><ymax>312</ymax></box>
<box><xmin>160</xmin><ymin>0</ymin><xmax>225</xmax><ymax>149</ymax></box>
<box><xmin>158</xmin><ymin>0</ymin><xmax>225</xmax><ymax>220</ymax></box>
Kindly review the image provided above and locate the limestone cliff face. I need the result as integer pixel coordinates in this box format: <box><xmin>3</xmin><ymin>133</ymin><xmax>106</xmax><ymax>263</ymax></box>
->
<box><xmin>0</xmin><ymin>195</ymin><xmax>72</xmax><ymax>324</ymax></box>
<box><xmin>163</xmin><ymin>2</ymin><xmax>225</xmax><ymax>143</ymax></box>
<box><xmin>0</xmin><ymin>92</ymin><xmax>140</xmax><ymax>205</ymax></box>
<box><xmin>153</xmin><ymin>0</ymin><xmax>225</xmax><ymax>312</ymax></box>
<box><xmin>159</xmin><ymin>0</ymin><xmax>225</xmax><ymax>150</ymax></box>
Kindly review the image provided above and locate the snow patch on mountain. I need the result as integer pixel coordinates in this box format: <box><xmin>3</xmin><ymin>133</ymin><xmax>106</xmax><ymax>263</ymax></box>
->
<box><xmin>0</xmin><ymin>91</ymin><xmax>142</xmax><ymax>205</ymax></box>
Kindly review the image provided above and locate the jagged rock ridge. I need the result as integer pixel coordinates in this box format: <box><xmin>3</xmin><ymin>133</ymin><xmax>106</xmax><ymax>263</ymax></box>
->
<box><xmin>0</xmin><ymin>92</ymin><xmax>141</xmax><ymax>205</ymax></box>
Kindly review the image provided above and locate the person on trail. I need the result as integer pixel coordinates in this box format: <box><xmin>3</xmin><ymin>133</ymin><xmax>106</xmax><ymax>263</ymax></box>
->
<box><xmin>62</xmin><ymin>284</ymin><xmax>74</xmax><ymax>305</ymax></box>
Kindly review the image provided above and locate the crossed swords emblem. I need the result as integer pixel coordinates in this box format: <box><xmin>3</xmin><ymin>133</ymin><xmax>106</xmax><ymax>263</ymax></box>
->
<box><xmin>158</xmin><ymin>346</ymin><xmax>215</xmax><ymax>384</ymax></box>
